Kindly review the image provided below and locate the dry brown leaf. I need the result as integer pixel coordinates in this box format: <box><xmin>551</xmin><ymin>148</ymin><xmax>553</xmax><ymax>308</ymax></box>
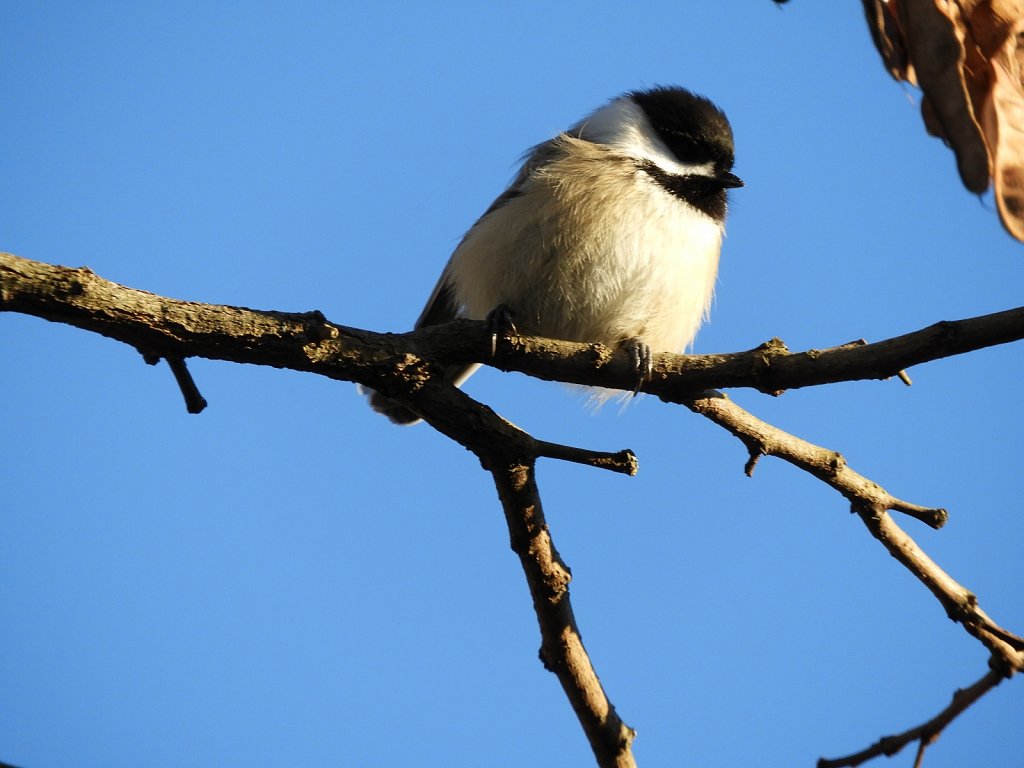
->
<box><xmin>862</xmin><ymin>0</ymin><xmax>914</xmax><ymax>80</ymax></box>
<box><xmin>898</xmin><ymin>0</ymin><xmax>991</xmax><ymax>192</ymax></box>
<box><xmin>980</xmin><ymin>16</ymin><xmax>1024</xmax><ymax>239</ymax></box>
<box><xmin>860</xmin><ymin>0</ymin><xmax>1024</xmax><ymax>241</ymax></box>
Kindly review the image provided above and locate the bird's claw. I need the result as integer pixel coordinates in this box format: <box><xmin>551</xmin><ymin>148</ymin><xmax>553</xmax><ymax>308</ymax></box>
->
<box><xmin>486</xmin><ymin>304</ymin><xmax>517</xmax><ymax>357</ymax></box>
<box><xmin>623</xmin><ymin>338</ymin><xmax>652</xmax><ymax>396</ymax></box>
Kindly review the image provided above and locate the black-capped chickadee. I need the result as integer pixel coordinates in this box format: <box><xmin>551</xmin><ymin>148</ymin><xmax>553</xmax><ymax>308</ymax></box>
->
<box><xmin>366</xmin><ymin>86</ymin><xmax>742</xmax><ymax>424</ymax></box>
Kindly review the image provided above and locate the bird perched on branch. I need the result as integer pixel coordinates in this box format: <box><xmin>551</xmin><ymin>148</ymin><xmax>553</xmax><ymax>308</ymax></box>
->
<box><xmin>365</xmin><ymin>85</ymin><xmax>742</xmax><ymax>425</ymax></box>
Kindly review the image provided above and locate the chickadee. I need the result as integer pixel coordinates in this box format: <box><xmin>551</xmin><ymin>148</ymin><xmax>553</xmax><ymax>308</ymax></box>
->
<box><xmin>366</xmin><ymin>85</ymin><xmax>742</xmax><ymax>425</ymax></box>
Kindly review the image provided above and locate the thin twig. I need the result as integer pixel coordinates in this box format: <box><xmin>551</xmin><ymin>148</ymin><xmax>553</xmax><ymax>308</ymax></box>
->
<box><xmin>685</xmin><ymin>390</ymin><xmax>1024</xmax><ymax>662</ymax></box>
<box><xmin>535</xmin><ymin>441</ymin><xmax>638</xmax><ymax>475</ymax></box>
<box><xmin>854</xmin><ymin>504</ymin><xmax>1024</xmax><ymax>666</ymax></box>
<box><xmin>684</xmin><ymin>390</ymin><xmax>948</xmax><ymax>528</ymax></box>
<box><xmin>817</xmin><ymin>668</ymin><xmax>1005</xmax><ymax>768</ymax></box>
<box><xmin>165</xmin><ymin>357</ymin><xmax>208</xmax><ymax>414</ymax></box>
<box><xmin>686</xmin><ymin>390</ymin><xmax>1023</xmax><ymax>765</ymax></box>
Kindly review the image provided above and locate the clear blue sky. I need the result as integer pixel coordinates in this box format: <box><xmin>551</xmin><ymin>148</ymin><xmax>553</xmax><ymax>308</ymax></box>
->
<box><xmin>3</xmin><ymin>3</ymin><xmax>1022</xmax><ymax>767</ymax></box>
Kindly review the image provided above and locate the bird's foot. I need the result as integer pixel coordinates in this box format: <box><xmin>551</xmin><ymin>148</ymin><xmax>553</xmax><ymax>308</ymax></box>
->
<box><xmin>486</xmin><ymin>304</ymin><xmax>518</xmax><ymax>357</ymax></box>
<box><xmin>622</xmin><ymin>337</ymin><xmax>652</xmax><ymax>396</ymax></box>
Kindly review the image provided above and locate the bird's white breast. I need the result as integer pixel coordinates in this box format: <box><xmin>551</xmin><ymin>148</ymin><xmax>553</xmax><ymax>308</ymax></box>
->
<box><xmin>447</xmin><ymin>136</ymin><xmax>723</xmax><ymax>354</ymax></box>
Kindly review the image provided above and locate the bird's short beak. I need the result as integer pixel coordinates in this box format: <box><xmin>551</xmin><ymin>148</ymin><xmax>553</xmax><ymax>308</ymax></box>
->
<box><xmin>718</xmin><ymin>171</ymin><xmax>744</xmax><ymax>188</ymax></box>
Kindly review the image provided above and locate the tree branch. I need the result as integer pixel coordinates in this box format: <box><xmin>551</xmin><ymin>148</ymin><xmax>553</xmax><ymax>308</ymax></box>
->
<box><xmin>162</xmin><ymin>356</ymin><xmax>208</xmax><ymax>414</ymax></box>
<box><xmin>684</xmin><ymin>390</ymin><xmax>949</xmax><ymax>528</ymax></box>
<box><xmin>481</xmin><ymin>310</ymin><xmax>1024</xmax><ymax>398</ymax></box>
<box><xmin>817</xmin><ymin>667</ymin><xmax>1006</xmax><ymax>768</ymax></box>
<box><xmin>684</xmin><ymin>389</ymin><xmax>1022</xmax><ymax>765</ymax></box>
<box><xmin>3</xmin><ymin>251</ymin><xmax>1021</xmax><ymax>766</ymax></box>
<box><xmin>534</xmin><ymin>441</ymin><xmax>638</xmax><ymax>476</ymax></box>
<box><xmin>683</xmin><ymin>390</ymin><xmax>1024</xmax><ymax>661</ymax></box>
<box><xmin>3</xmin><ymin>253</ymin><xmax>1022</xmax><ymax>406</ymax></box>
<box><xmin>490</xmin><ymin>460</ymin><xmax>636</xmax><ymax>768</ymax></box>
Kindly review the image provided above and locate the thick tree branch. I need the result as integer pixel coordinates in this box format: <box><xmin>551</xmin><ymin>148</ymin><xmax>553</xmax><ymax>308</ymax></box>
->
<box><xmin>482</xmin><ymin>310</ymin><xmax>1024</xmax><ymax>398</ymax></box>
<box><xmin>491</xmin><ymin>460</ymin><xmax>636</xmax><ymax>768</ymax></box>
<box><xmin>3</xmin><ymin>253</ymin><xmax>1023</xmax><ymax>405</ymax></box>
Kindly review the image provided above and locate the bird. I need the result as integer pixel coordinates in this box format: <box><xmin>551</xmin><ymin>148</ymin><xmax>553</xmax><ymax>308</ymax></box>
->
<box><xmin>364</xmin><ymin>85</ymin><xmax>742</xmax><ymax>425</ymax></box>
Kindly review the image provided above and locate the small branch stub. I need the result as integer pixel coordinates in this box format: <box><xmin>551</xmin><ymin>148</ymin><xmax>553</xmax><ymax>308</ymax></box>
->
<box><xmin>165</xmin><ymin>357</ymin><xmax>208</xmax><ymax>414</ymax></box>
